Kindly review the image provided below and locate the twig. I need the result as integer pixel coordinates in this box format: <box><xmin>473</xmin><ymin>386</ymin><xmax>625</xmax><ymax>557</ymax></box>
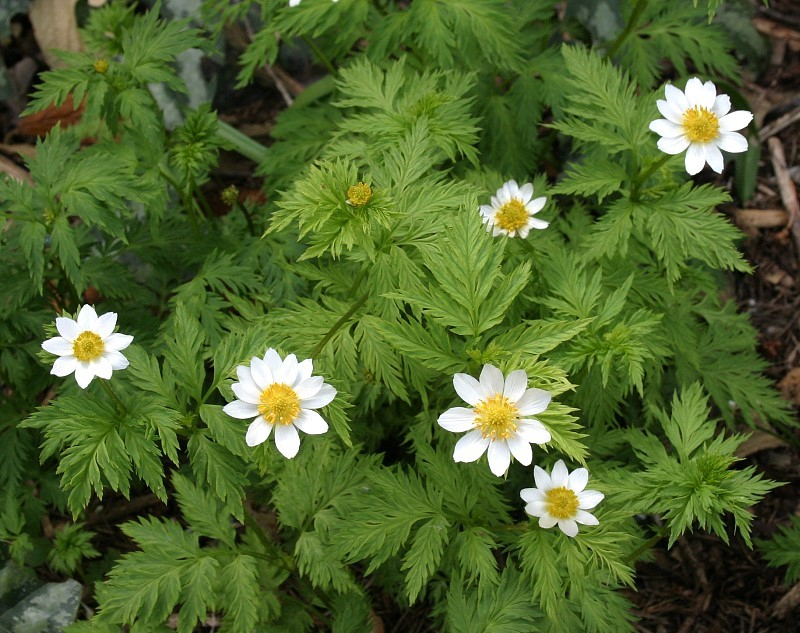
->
<box><xmin>767</xmin><ymin>137</ymin><xmax>800</xmax><ymax>254</ymax></box>
<box><xmin>732</xmin><ymin>208</ymin><xmax>789</xmax><ymax>229</ymax></box>
<box><xmin>758</xmin><ymin>104</ymin><xmax>800</xmax><ymax>142</ymax></box>
<box><xmin>771</xmin><ymin>580</ymin><xmax>800</xmax><ymax>619</ymax></box>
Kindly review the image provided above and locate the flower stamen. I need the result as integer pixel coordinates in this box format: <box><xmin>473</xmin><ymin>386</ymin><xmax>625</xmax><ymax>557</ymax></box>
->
<box><xmin>682</xmin><ymin>106</ymin><xmax>719</xmax><ymax>143</ymax></box>
<box><xmin>474</xmin><ymin>394</ymin><xmax>518</xmax><ymax>440</ymax></box>
<box><xmin>546</xmin><ymin>487</ymin><xmax>579</xmax><ymax>520</ymax></box>
<box><xmin>495</xmin><ymin>199</ymin><xmax>529</xmax><ymax>232</ymax></box>
<box><xmin>258</xmin><ymin>383</ymin><xmax>301</xmax><ymax>425</ymax></box>
<box><xmin>72</xmin><ymin>331</ymin><xmax>105</xmax><ymax>361</ymax></box>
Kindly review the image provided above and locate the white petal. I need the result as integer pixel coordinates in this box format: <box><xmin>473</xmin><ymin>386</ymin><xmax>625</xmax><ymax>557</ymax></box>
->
<box><xmin>104</xmin><ymin>333</ymin><xmax>133</xmax><ymax>352</ymax></box>
<box><xmin>236</xmin><ymin>364</ymin><xmax>253</xmax><ymax>386</ymax></box>
<box><xmin>704</xmin><ymin>143</ymin><xmax>724</xmax><ymax>174</ymax></box>
<box><xmin>526</xmin><ymin>196</ymin><xmax>546</xmax><ymax>214</ymax></box>
<box><xmin>479</xmin><ymin>364</ymin><xmax>504</xmax><ymax>395</ymax></box>
<box><xmin>649</xmin><ymin>118</ymin><xmax>683</xmax><ymax>138</ymax></box>
<box><xmin>296</xmin><ymin>358</ymin><xmax>314</xmax><ymax>382</ymax></box>
<box><xmin>715</xmin><ymin>131</ymin><xmax>748</xmax><ymax>154</ymax></box>
<box><xmin>574</xmin><ymin>510</ymin><xmax>599</xmax><ymax>526</ymax></box>
<box><xmin>223</xmin><ymin>400</ymin><xmax>259</xmax><ymax>419</ymax></box>
<box><xmin>515</xmin><ymin>388</ymin><xmax>551</xmax><ymax>415</ymax></box>
<box><xmin>487</xmin><ymin>441</ymin><xmax>511</xmax><ymax>476</ymax></box>
<box><xmin>42</xmin><ymin>337</ymin><xmax>73</xmax><ymax>356</ymax></box>
<box><xmin>719</xmin><ymin>110</ymin><xmax>753</xmax><ymax>132</ymax></box>
<box><xmin>74</xmin><ymin>363</ymin><xmax>96</xmax><ymax>389</ymax></box>
<box><xmin>293</xmin><ymin>409</ymin><xmax>328</xmax><ymax>435</ymax></box>
<box><xmin>657</xmin><ymin>135</ymin><xmax>691</xmax><ymax>155</ymax></box>
<box><xmin>524</xmin><ymin>500</ymin><xmax>548</xmax><ymax>518</ymax></box>
<box><xmin>294</xmin><ymin>376</ymin><xmax>323</xmax><ymax>399</ymax></box>
<box><xmin>684</xmin><ymin>77</ymin><xmax>709</xmax><ymax>108</ymax></box>
<box><xmin>232</xmin><ymin>381</ymin><xmax>262</xmax><ymax>404</ymax></box>
<box><xmin>533</xmin><ymin>464</ymin><xmax>552</xmax><ymax>491</ymax></box>
<box><xmin>300</xmin><ymin>383</ymin><xmax>336</xmax><ymax>409</ymax></box>
<box><xmin>76</xmin><ymin>305</ymin><xmax>98</xmax><ymax>330</ymax></box>
<box><xmin>276</xmin><ymin>354</ymin><xmax>298</xmax><ymax>385</ymax></box>
<box><xmin>664</xmin><ymin>84</ymin><xmax>690</xmax><ymax>113</ymax></box>
<box><xmin>516</xmin><ymin>420</ymin><xmax>551</xmax><ymax>444</ymax></box>
<box><xmin>95</xmin><ymin>312</ymin><xmax>117</xmax><ymax>338</ymax></box>
<box><xmin>539</xmin><ymin>514</ymin><xmax>558</xmax><ymax>529</ymax></box>
<box><xmin>274</xmin><ymin>423</ymin><xmax>301</xmax><ymax>458</ymax></box>
<box><xmin>437</xmin><ymin>407</ymin><xmax>477</xmax><ymax>432</ymax></box>
<box><xmin>577</xmin><ymin>490</ymin><xmax>605</xmax><ymax>510</ymax></box>
<box><xmin>550</xmin><ymin>460</ymin><xmax>569</xmax><ymax>488</ymax></box>
<box><xmin>517</xmin><ymin>182</ymin><xmax>534</xmax><ymax>204</ymax></box>
<box><xmin>453</xmin><ymin>373</ymin><xmax>484</xmax><ymax>406</ymax></box>
<box><xmin>520</xmin><ymin>487</ymin><xmax>545</xmax><ymax>504</ymax></box>
<box><xmin>684</xmin><ymin>143</ymin><xmax>706</xmax><ymax>175</ymax></box>
<box><xmin>656</xmin><ymin>98</ymin><xmax>684</xmax><ymax>124</ymax></box>
<box><xmin>246</xmin><ymin>419</ymin><xmax>272</xmax><ymax>446</ymax></box>
<box><xmin>51</xmin><ymin>355</ymin><xmax>77</xmax><ymax>377</ymax></box>
<box><xmin>263</xmin><ymin>348</ymin><xmax>283</xmax><ymax>373</ymax></box>
<box><xmin>105</xmin><ymin>350</ymin><xmax>129</xmax><ymax>370</ymax></box>
<box><xmin>568</xmin><ymin>468</ymin><xmax>589</xmax><ymax>493</ymax></box>
<box><xmin>528</xmin><ymin>217</ymin><xmax>549</xmax><ymax>230</ymax></box>
<box><xmin>557</xmin><ymin>519</ymin><xmax>579</xmax><ymax>537</ymax></box>
<box><xmin>453</xmin><ymin>430</ymin><xmax>489</xmax><ymax>463</ymax></box>
<box><xmin>250</xmin><ymin>356</ymin><xmax>272</xmax><ymax>388</ymax></box>
<box><xmin>711</xmin><ymin>94</ymin><xmax>731</xmax><ymax>118</ymax></box>
<box><xmin>507</xmin><ymin>434</ymin><xmax>533</xmax><ymax>466</ymax></box>
<box><xmin>91</xmin><ymin>357</ymin><xmax>113</xmax><ymax>380</ymax></box>
<box><xmin>503</xmin><ymin>370</ymin><xmax>528</xmax><ymax>402</ymax></box>
<box><xmin>55</xmin><ymin>317</ymin><xmax>80</xmax><ymax>340</ymax></box>
<box><xmin>289</xmin><ymin>0</ymin><xmax>302</xmax><ymax>6</ymax></box>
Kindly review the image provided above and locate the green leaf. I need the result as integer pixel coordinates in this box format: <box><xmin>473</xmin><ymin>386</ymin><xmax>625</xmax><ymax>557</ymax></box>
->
<box><xmin>219</xmin><ymin>555</ymin><xmax>260</xmax><ymax>632</ymax></box>
<box><xmin>171</xmin><ymin>473</ymin><xmax>236</xmax><ymax>547</ymax></box>
<box><xmin>187</xmin><ymin>431</ymin><xmax>246</xmax><ymax>520</ymax></box>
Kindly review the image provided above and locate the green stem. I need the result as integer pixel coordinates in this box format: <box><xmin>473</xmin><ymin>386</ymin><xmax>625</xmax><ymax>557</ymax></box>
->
<box><xmin>310</xmin><ymin>293</ymin><xmax>369</xmax><ymax>360</ymax></box>
<box><xmin>160</xmin><ymin>166</ymin><xmax>200</xmax><ymax>237</ymax></box>
<box><xmin>301</xmin><ymin>35</ymin><xmax>337</xmax><ymax>77</ymax></box>
<box><xmin>630</xmin><ymin>153</ymin><xmax>671</xmax><ymax>199</ymax></box>
<box><xmin>243</xmin><ymin>509</ymin><xmax>295</xmax><ymax>571</ymax></box>
<box><xmin>604</xmin><ymin>0</ymin><xmax>648</xmax><ymax>60</ymax></box>
<box><xmin>189</xmin><ymin>176</ymin><xmax>214</xmax><ymax>220</ymax></box>
<box><xmin>98</xmin><ymin>379</ymin><xmax>126</xmax><ymax>415</ymax></box>
<box><xmin>215</xmin><ymin>120</ymin><xmax>270</xmax><ymax>164</ymax></box>
<box><xmin>235</xmin><ymin>200</ymin><xmax>257</xmax><ymax>237</ymax></box>
<box><xmin>626</xmin><ymin>524</ymin><xmax>670</xmax><ymax>564</ymax></box>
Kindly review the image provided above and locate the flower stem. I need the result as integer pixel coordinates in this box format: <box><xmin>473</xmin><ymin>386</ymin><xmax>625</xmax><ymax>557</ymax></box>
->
<box><xmin>310</xmin><ymin>292</ymin><xmax>369</xmax><ymax>360</ymax></box>
<box><xmin>98</xmin><ymin>379</ymin><xmax>126</xmax><ymax>415</ymax></box>
<box><xmin>625</xmin><ymin>524</ymin><xmax>670</xmax><ymax>563</ymax></box>
<box><xmin>604</xmin><ymin>0</ymin><xmax>648</xmax><ymax>60</ymax></box>
<box><xmin>235</xmin><ymin>200</ymin><xmax>257</xmax><ymax>237</ymax></box>
<box><xmin>301</xmin><ymin>35</ymin><xmax>337</xmax><ymax>77</ymax></box>
<box><xmin>630</xmin><ymin>154</ymin><xmax>672</xmax><ymax>199</ymax></box>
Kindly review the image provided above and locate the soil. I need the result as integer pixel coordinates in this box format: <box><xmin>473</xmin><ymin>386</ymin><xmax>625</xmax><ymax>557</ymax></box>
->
<box><xmin>1</xmin><ymin>1</ymin><xmax>800</xmax><ymax>631</ymax></box>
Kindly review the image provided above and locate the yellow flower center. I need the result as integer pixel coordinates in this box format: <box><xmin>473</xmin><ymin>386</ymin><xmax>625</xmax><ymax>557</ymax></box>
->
<box><xmin>93</xmin><ymin>59</ymin><xmax>109</xmax><ymax>74</ymax></box>
<box><xmin>546</xmin><ymin>487</ymin><xmax>579</xmax><ymax>520</ymax></box>
<box><xmin>258</xmin><ymin>383</ymin><xmax>301</xmax><ymax>426</ymax></box>
<box><xmin>495</xmin><ymin>199</ymin><xmax>529</xmax><ymax>233</ymax></box>
<box><xmin>346</xmin><ymin>182</ymin><xmax>373</xmax><ymax>206</ymax></box>
<box><xmin>682</xmin><ymin>106</ymin><xmax>719</xmax><ymax>143</ymax></box>
<box><xmin>473</xmin><ymin>394</ymin><xmax>518</xmax><ymax>440</ymax></box>
<box><xmin>72</xmin><ymin>331</ymin><xmax>104</xmax><ymax>361</ymax></box>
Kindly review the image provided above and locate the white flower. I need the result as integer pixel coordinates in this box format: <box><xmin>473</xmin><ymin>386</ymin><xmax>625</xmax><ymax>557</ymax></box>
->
<box><xmin>479</xmin><ymin>180</ymin><xmax>548</xmax><ymax>239</ymax></box>
<box><xmin>520</xmin><ymin>460</ymin><xmax>604</xmax><ymax>538</ymax></box>
<box><xmin>437</xmin><ymin>364</ymin><xmax>552</xmax><ymax>476</ymax></box>
<box><xmin>223</xmin><ymin>348</ymin><xmax>336</xmax><ymax>458</ymax></box>
<box><xmin>649</xmin><ymin>77</ymin><xmax>753</xmax><ymax>175</ymax></box>
<box><xmin>41</xmin><ymin>304</ymin><xmax>133</xmax><ymax>389</ymax></box>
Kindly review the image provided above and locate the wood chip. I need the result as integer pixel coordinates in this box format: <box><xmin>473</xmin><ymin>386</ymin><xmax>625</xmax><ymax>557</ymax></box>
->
<box><xmin>734</xmin><ymin>430</ymin><xmax>788</xmax><ymax>458</ymax></box>
<box><xmin>759</xmin><ymin>104</ymin><xmax>800</xmax><ymax>141</ymax></box>
<box><xmin>768</xmin><ymin>137</ymin><xmax>800</xmax><ymax>253</ymax></box>
<box><xmin>0</xmin><ymin>155</ymin><xmax>33</xmax><ymax>184</ymax></box>
<box><xmin>733</xmin><ymin>208</ymin><xmax>789</xmax><ymax>229</ymax></box>
<box><xmin>778</xmin><ymin>367</ymin><xmax>800</xmax><ymax>404</ymax></box>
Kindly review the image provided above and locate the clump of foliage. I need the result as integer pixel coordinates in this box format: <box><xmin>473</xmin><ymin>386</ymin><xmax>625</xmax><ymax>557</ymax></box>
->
<box><xmin>0</xmin><ymin>0</ymin><xmax>791</xmax><ymax>631</ymax></box>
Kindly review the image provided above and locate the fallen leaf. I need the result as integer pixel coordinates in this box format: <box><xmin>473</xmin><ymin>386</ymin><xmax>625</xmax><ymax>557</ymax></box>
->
<box><xmin>28</xmin><ymin>0</ymin><xmax>84</xmax><ymax>69</ymax></box>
